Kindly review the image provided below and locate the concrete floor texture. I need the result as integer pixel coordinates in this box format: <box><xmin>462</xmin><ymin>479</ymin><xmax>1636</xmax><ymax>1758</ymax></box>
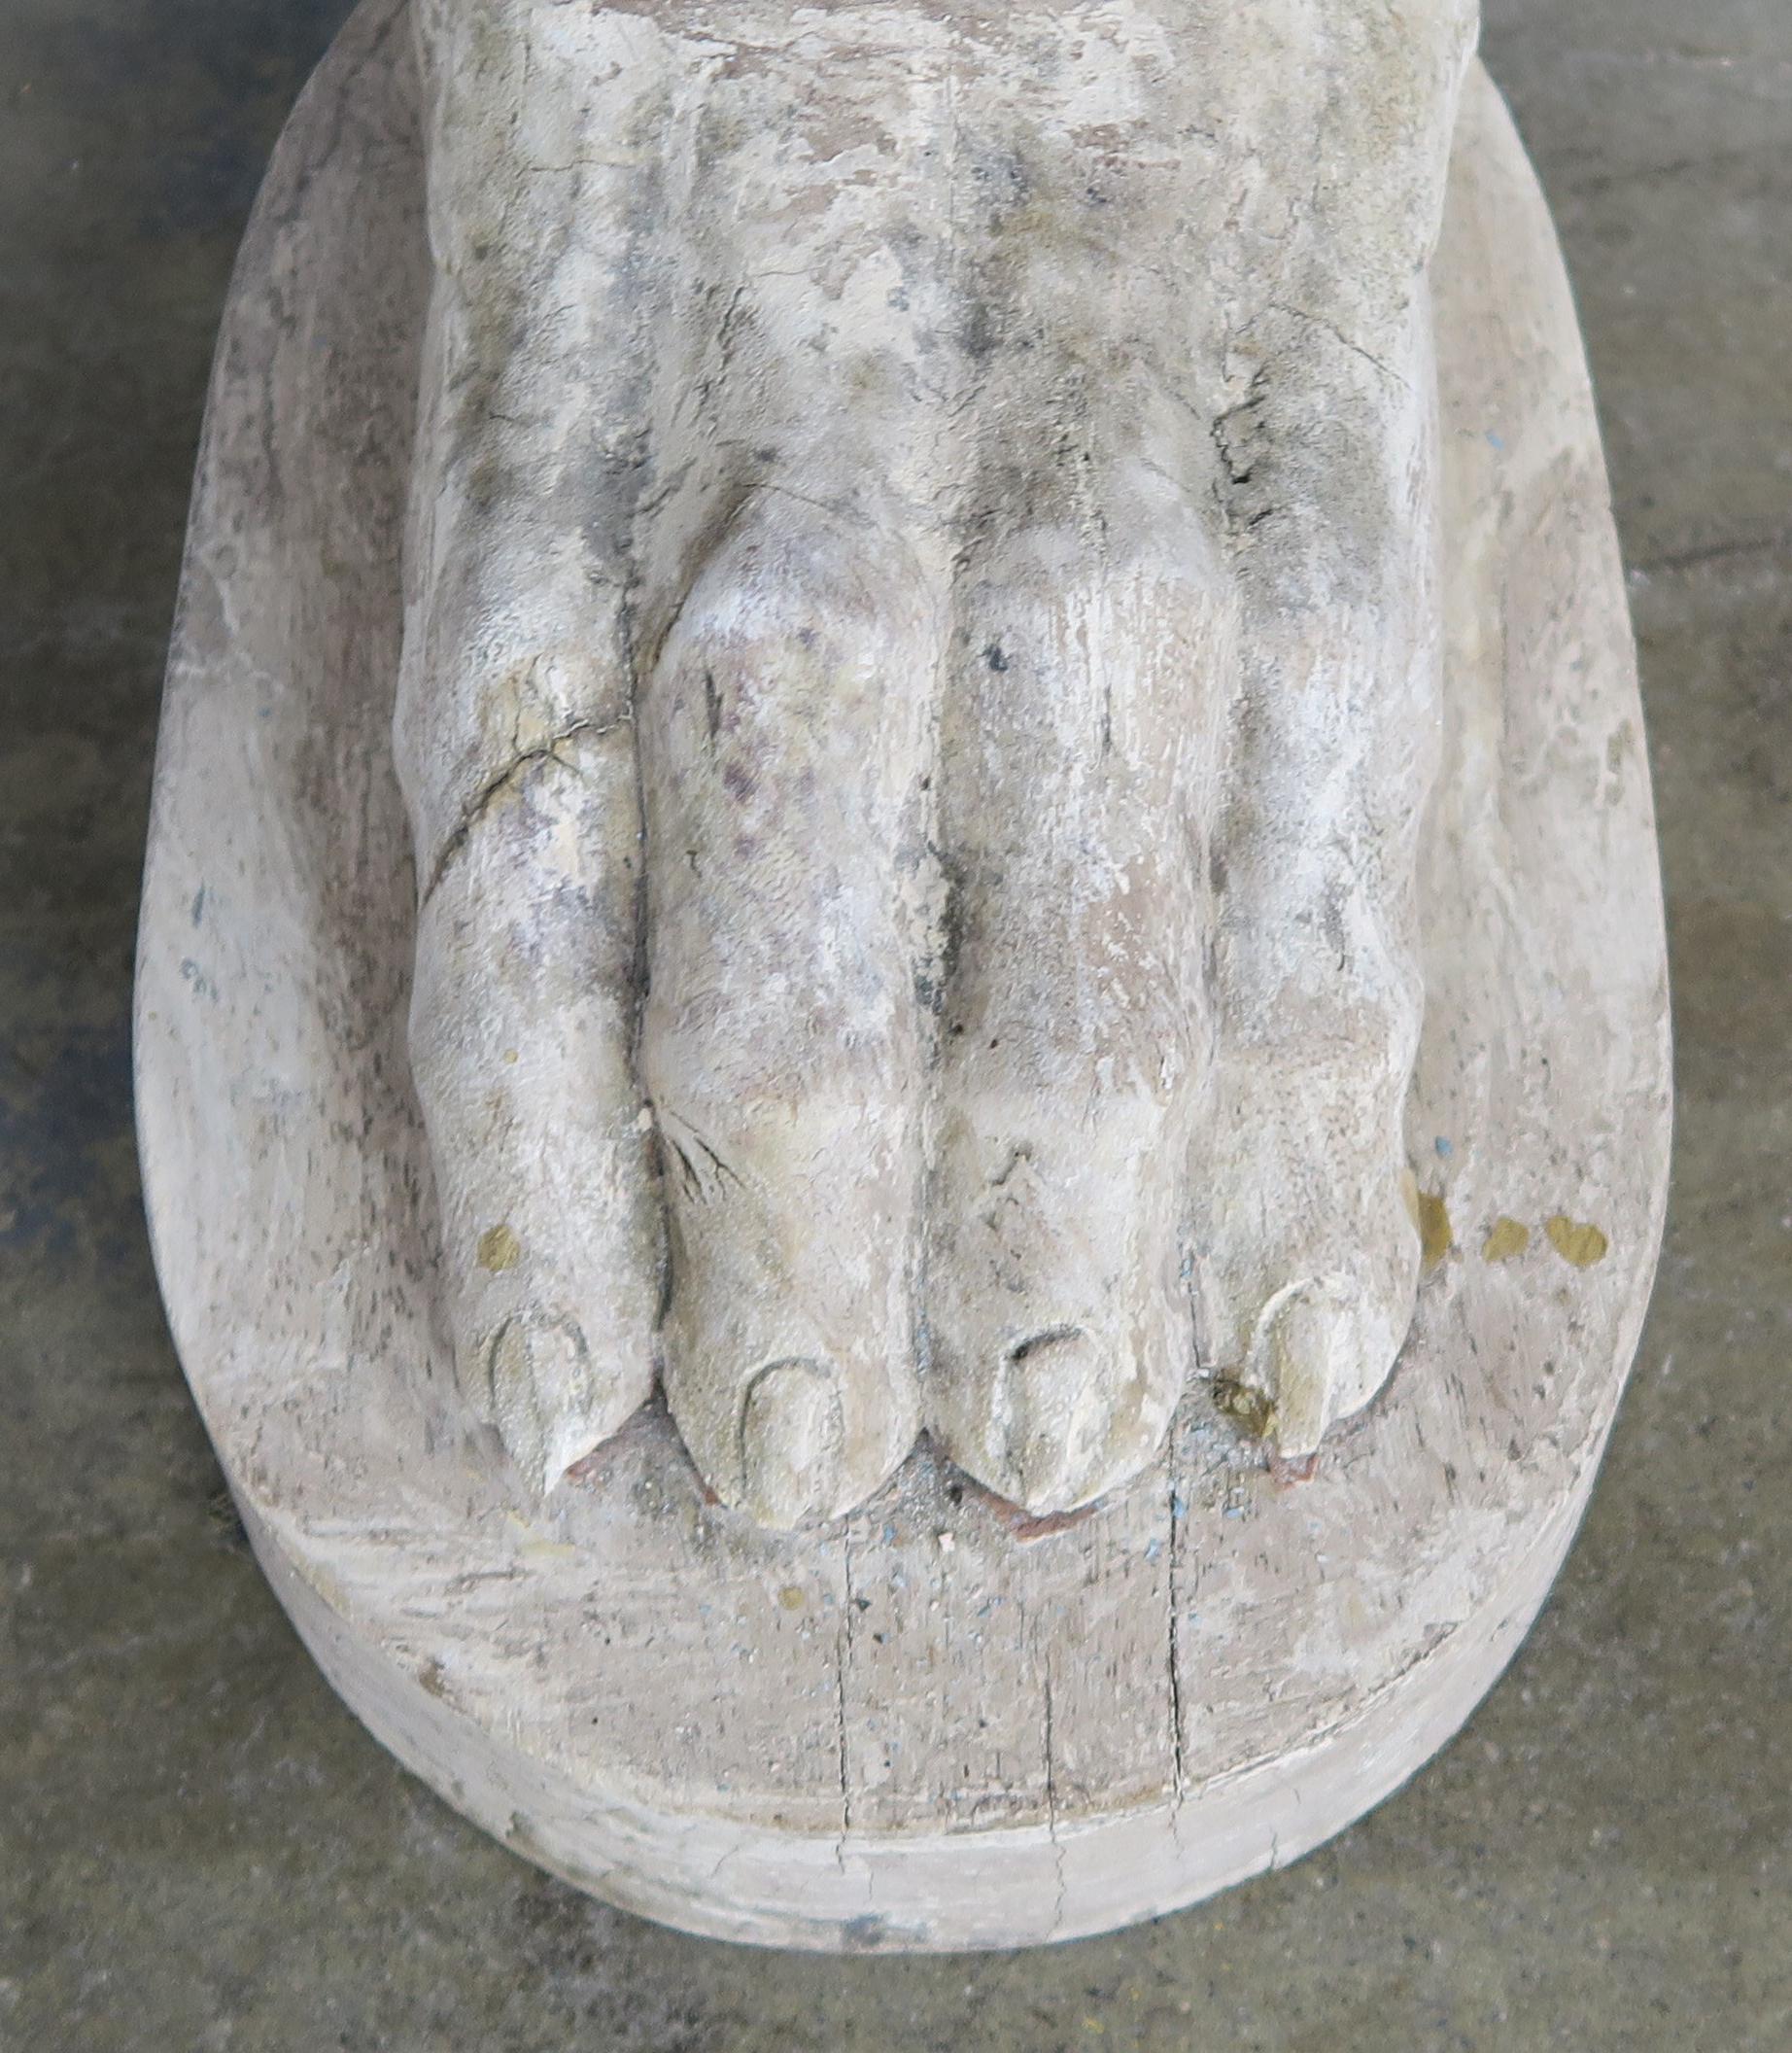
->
<box><xmin>1</xmin><ymin>0</ymin><xmax>1786</xmax><ymax>2046</ymax></box>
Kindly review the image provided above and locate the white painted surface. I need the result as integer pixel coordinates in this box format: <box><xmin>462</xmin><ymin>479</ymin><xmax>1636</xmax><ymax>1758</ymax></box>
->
<box><xmin>136</xmin><ymin>0</ymin><xmax>1670</xmax><ymax>1948</ymax></box>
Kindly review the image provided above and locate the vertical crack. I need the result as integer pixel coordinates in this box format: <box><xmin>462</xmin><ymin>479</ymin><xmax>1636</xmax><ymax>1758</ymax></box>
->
<box><xmin>835</xmin><ymin>1521</ymin><xmax>854</xmax><ymax>1876</ymax></box>
<box><xmin>1042</xmin><ymin>1662</ymin><xmax>1067</xmax><ymax>1934</ymax></box>
<box><xmin>1166</xmin><ymin>1452</ymin><xmax>1188</xmax><ymax>1806</ymax></box>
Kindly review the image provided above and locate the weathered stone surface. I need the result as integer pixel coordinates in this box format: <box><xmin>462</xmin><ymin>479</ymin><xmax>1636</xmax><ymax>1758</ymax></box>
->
<box><xmin>396</xmin><ymin>0</ymin><xmax>1481</xmax><ymax>1523</ymax></box>
<box><xmin>130</xmin><ymin>0</ymin><xmax>1670</xmax><ymax>1948</ymax></box>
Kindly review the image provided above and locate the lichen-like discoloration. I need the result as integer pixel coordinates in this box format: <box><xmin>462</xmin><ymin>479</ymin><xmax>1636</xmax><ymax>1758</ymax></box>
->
<box><xmin>1419</xmin><ymin>1191</ymin><xmax>1456</xmax><ymax>1272</ymax></box>
<box><xmin>1212</xmin><ymin>1374</ymin><xmax>1279</xmax><ymax>1441</ymax></box>
<box><xmin>477</xmin><ymin>1222</ymin><xmax>521</xmax><ymax>1272</ymax></box>
<box><xmin>1545</xmin><ymin>1215</ymin><xmax>1610</xmax><ymax>1269</ymax></box>
<box><xmin>1482</xmin><ymin>1215</ymin><xmax>1531</xmax><ymax>1263</ymax></box>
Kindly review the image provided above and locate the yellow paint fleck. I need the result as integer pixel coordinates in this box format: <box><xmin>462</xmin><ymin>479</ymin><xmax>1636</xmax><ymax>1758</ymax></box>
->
<box><xmin>477</xmin><ymin>1223</ymin><xmax>521</xmax><ymax>1272</ymax></box>
<box><xmin>1482</xmin><ymin>1216</ymin><xmax>1532</xmax><ymax>1264</ymax></box>
<box><xmin>1419</xmin><ymin>1190</ymin><xmax>1454</xmax><ymax>1271</ymax></box>
<box><xmin>1545</xmin><ymin>1215</ymin><xmax>1609</xmax><ymax>1269</ymax></box>
<box><xmin>778</xmin><ymin>1584</ymin><xmax>807</xmax><ymax>1612</ymax></box>
<box><xmin>502</xmin><ymin>1048</ymin><xmax>520</xmax><ymax>1064</ymax></box>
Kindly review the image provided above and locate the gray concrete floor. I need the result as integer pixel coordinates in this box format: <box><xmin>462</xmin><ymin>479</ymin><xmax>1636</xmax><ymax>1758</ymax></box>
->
<box><xmin>2</xmin><ymin>1</ymin><xmax>1787</xmax><ymax>2046</ymax></box>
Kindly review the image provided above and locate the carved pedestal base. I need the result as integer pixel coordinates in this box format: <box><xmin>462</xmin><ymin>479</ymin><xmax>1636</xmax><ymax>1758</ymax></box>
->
<box><xmin>137</xmin><ymin>0</ymin><xmax>1670</xmax><ymax>1950</ymax></box>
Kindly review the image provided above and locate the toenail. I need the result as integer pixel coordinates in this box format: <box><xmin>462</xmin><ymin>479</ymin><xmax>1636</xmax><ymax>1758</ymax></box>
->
<box><xmin>1000</xmin><ymin>1328</ymin><xmax>1121</xmax><ymax>1511</ymax></box>
<box><xmin>485</xmin><ymin>1307</ymin><xmax>595</xmax><ymax>1494</ymax></box>
<box><xmin>739</xmin><ymin>1358</ymin><xmax>845</xmax><ymax>1529</ymax></box>
<box><xmin>1259</xmin><ymin>1290</ymin><xmax>1349</xmax><ymax>1457</ymax></box>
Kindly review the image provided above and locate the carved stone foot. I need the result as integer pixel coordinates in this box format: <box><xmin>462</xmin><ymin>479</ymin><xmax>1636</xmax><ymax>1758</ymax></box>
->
<box><xmin>391</xmin><ymin>0</ymin><xmax>1480</xmax><ymax>1523</ymax></box>
<box><xmin>138</xmin><ymin>0</ymin><xmax>1670</xmax><ymax>1950</ymax></box>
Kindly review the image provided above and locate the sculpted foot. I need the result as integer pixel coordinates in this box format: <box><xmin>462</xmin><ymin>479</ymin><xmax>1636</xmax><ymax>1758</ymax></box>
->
<box><xmin>393</xmin><ymin>0</ymin><xmax>1481</xmax><ymax>1517</ymax></box>
<box><xmin>638</xmin><ymin>491</ymin><xmax>934</xmax><ymax>1525</ymax></box>
<box><xmin>157</xmin><ymin>0</ymin><xmax>1677</xmax><ymax>1931</ymax></box>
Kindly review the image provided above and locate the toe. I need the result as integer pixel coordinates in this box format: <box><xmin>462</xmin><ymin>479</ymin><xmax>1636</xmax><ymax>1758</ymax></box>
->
<box><xmin>638</xmin><ymin>490</ymin><xmax>937</xmax><ymax>1524</ymax></box>
<box><xmin>1198</xmin><ymin>1133</ymin><xmax>1423</xmax><ymax>1458</ymax></box>
<box><xmin>922</xmin><ymin>491</ymin><xmax>1226</xmax><ymax>1514</ymax></box>
<box><xmin>407</xmin><ymin>738</ymin><xmax>661</xmax><ymax>1495</ymax></box>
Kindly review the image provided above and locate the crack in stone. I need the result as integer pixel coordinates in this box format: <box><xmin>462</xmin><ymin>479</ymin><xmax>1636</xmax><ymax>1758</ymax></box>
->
<box><xmin>1042</xmin><ymin>1661</ymin><xmax>1067</xmax><ymax>1935</ymax></box>
<box><xmin>420</xmin><ymin>713</ymin><xmax>629</xmax><ymax>910</ymax></box>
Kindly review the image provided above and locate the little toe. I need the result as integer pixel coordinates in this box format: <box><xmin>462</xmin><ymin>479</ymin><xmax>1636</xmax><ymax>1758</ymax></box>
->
<box><xmin>406</xmin><ymin>738</ymin><xmax>661</xmax><ymax>1497</ymax></box>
